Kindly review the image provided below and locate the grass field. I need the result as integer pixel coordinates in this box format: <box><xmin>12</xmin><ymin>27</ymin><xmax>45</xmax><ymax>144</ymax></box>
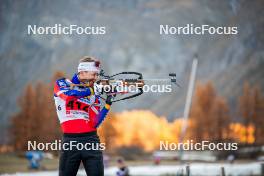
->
<box><xmin>0</xmin><ymin>153</ymin><xmax>59</xmax><ymax>174</ymax></box>
<box><xmin>1</xmin><ymin>153</ymin><xmax>263</xmax><ymax>176</ymax></box>
<box><xmin>0</xmin><ymin>153</ymin><xmax>181</xmax><ymax>174</ymax></box>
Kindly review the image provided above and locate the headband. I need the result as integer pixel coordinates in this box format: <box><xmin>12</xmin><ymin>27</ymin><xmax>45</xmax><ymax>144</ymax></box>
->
<box><xmin>78</xmin><ymin>62</ymin><xmax>100</xmax><ymax>73</ymax></box>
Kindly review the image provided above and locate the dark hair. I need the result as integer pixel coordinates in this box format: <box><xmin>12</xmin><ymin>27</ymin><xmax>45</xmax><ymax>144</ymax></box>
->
<box><xmin>79</xmin><ymin>56</ymin><xmax>96</xmax><ymax>63</ymax></box>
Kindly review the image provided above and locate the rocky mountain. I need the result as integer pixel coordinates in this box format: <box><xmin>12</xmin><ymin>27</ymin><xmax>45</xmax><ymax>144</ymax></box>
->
<box><xmin>0</xmin><ymin>0</ymin><xmax>263</xmax><ymax>143</ymax></box>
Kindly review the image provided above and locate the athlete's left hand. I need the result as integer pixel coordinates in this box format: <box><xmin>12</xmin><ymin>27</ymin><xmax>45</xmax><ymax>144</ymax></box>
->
<box><xmin>106</xmin><ymin>95</ymin><xmax>112</xmax><ymax>105</ymax></box>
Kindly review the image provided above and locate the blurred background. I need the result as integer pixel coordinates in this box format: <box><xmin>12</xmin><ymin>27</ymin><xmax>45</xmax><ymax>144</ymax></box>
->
<box><xmin>0</xmin><ymin>0</ymin><xmax>264</xmax><ymax>175</ymax></box>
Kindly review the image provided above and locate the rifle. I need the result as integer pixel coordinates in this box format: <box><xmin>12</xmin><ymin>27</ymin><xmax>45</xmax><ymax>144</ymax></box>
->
<box><xmin>70</xmin><ymin>70</ymin><xmax>179</xmax><ymax>102</ymax></box>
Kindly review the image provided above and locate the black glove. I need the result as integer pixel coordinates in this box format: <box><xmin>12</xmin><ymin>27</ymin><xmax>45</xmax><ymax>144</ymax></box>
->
<box><xmin>106</xmin><ymin>95</ymin><xmax>112</xmax><ymax>105</ymax></box>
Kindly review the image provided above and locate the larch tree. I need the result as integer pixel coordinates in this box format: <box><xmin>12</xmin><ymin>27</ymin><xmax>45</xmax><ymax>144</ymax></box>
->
<box><xmin>190</xmin><ymin>81</ymin><xmax>231</xmax><ymax>142</ymax></box>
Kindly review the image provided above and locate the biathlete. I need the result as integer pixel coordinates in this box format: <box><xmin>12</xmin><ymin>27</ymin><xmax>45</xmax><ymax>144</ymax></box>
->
<box><xmin>54</xmin><ymin>56</ymin><xmax>112</xmax><ymax>176</ymax></box>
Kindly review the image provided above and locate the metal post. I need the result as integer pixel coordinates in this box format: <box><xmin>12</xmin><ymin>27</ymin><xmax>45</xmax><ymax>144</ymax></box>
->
<box><xmin>182</xmin><ymin>58</ymin><xmax>198</xmax><ymax>135</ymax></box>
<box><xmin>221</xmin><ymin>167</ymin><xmax>226</xmax><ymax>176</ymax></box>
<box><xmin>261</xmin><ymin>163</ymin><xmax>264</xmax><ymax>176</ymax></box>
<box><xmin>179</xmin><ymin>58</ymin><xmax>198</xmax><ymax>161</ymax></box>
<box><xmin>186</xmin><ymin>165</ymin><xmax>190</xmax><ymax>176</ymax></box>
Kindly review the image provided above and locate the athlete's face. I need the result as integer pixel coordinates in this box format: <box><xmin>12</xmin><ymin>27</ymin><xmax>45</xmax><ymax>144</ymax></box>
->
<box><xmin>79</xmin><ymin>71</ymin><xmax>98</xmax><ymax>81</ymax></box>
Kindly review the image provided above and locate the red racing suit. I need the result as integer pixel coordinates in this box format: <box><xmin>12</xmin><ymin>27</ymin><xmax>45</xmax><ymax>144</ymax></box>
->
<box><xmin>54</xmin><ymin>74</ymin><xmax>110</xmax><ymax>134</ymax></box>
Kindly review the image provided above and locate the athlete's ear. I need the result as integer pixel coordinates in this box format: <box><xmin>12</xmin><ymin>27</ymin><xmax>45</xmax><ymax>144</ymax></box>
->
<box><xmin>95</xmin><ymin>61</ymin><xmax>100</xmax><ymax>67</ymax></box>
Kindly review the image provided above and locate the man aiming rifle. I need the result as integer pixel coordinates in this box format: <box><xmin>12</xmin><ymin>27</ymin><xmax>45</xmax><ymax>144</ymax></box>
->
<box><xmin>54</xmin><ymin>56</ymin><xmax>111</xmax><ymax>176</ymax></box>
<box><xmin>53</xmin><ymin>56</ymin><xmax>177</xmax><ymax>176</ymax></box>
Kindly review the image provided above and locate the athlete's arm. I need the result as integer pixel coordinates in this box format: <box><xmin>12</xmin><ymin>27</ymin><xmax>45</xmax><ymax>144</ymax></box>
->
<box><xmin>54</xmin><ymin>78</ymin><xmax>94</xmax><ymax>100</ymax></box>
<box><xmin>95</xmin><ymin>96</ymin><xmax>112</xmax><ymax>128</ymax></box>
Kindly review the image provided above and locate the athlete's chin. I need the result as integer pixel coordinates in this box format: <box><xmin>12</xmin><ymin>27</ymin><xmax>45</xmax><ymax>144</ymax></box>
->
<box><xmin>81</xmin><ymin>79</ymin><xmax>96</xmax><ymax>84</ymax></box>
<box><xmin>88</xmin><ymin>79</ymin><xmax>96</xmax><ymax>82</ymax></box>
